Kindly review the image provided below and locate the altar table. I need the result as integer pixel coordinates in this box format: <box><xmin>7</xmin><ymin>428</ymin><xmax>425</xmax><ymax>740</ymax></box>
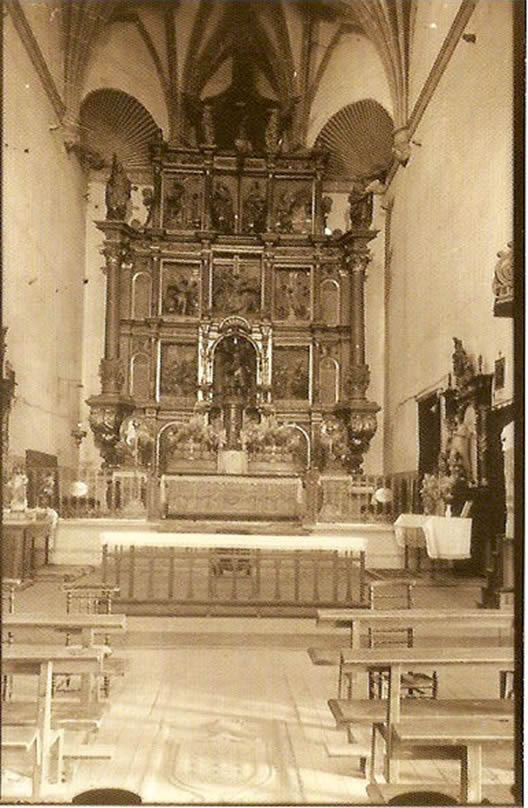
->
<box><xmin>161</xmin><ymin>473</ymin><xmax>303</xmax><ymax>520</ymax></box>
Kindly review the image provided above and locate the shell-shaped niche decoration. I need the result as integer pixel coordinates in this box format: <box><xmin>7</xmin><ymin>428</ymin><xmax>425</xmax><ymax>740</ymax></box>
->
<box><xmin>80</xmin><ymin>88</ymin><xmax>161</xmax><ymax>173</ymax></box>
<box><xmin>315</xmin><ymin>99</ymin><xmax>394</xmax><ymax>180</ymax></box>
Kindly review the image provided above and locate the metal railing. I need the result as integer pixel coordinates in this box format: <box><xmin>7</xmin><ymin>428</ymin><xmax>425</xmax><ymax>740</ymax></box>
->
<box><xmin>9</xmin><ymin>465</ymin><xmax>420</xmax><ymax>523</ymax></box>
<box><xmin>101</xmin><ymin>544</ymin><xmax>367</xmax><ymax>616</ymax></box>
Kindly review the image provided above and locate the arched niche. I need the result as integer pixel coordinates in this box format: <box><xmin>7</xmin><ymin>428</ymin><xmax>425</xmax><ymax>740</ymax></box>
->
<box><xmin>212</xmin><ymin>334</ymin><xmax>257</xmax><ymax>403</ymax></box>
<box><xmin>132</xmin><ymin>272</ymin><xmax>152</xmax><ymax>320</ymax></box>
<box><xmin>287</xmin><ymin>424</ymin><xmax>311</xmax><ymax>469</ymax></box>
<box><xmin>320</xmin><ymin>278</ymin><xmax>340</xmax><ymax>326</ymax></box>
<box><xmin>319</xmin><ymin>357</ymin><xmax>339</xmax><ymax>406</ymax></box>
<box><xmin>130</xmin><ymin>354</ymin><xmax>150</xmax><ymax>400</ymax></box>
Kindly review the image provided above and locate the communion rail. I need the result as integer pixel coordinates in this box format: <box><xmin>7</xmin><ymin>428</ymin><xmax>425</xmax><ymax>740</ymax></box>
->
<box><xmin>99</xmin><ymin>544</ymin><xmax>367</xmax><ymax>616</ymax></box>
<box><xmin>16</xmin><ymin>466</ymin><xmax>419</xmax><ymax>523</ymax></box>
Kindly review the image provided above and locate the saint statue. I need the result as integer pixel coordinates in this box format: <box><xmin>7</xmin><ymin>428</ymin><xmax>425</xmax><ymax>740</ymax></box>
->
<box><xmin>276</xmin><ymin>190</ymin><xmax>296</xmax><ymax>233</ymax></box>
<box><xmin>165</xmin><ymin>182</ymin><xmax>186</xmax><ymax>226</ymax></box>
<box><xmin>105</xmin><ymin>154</ymin><xmax>131</xmax><ymax>220</ymax></box>
<box><xmin>211</xmin><ymin>182</ymin><xmax>234</xmax><ymax>233</ymax></box>
<box><xmin>265</xmin><ymin>108</ymin><xmax>280</xmax><ymax>153</ymax></box>
<box><xmin>8</xmin><ymin>467</ymin><xmax>28</xmax><ymax>511</ymax></box>
<box><xmin>243</xmin><ymin>181</ymin><xmax>267</xmax><ymax>233</ymax></box>
<box><xmin>348</xmin><ymin>179</ymin><xmax>373</xmax><ymax>229</ymax></box>
<box><xmin>452</xmin><ymin>337</ymin><xmax>474</xmax><ymax>388</ymax></box>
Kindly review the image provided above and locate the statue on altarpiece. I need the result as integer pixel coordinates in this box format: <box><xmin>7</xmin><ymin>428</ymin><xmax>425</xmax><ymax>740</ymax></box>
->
<box><xmin>105</xmin><ymin>154</ymin><xmax>131</xmax><ymax>220</ymax></box>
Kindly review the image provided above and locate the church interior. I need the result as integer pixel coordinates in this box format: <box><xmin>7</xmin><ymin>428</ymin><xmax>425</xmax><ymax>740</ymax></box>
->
<box><xmin>2</xmin><ymin>0</ymin><xmax>518</xmax><ymax>804</ymax></box>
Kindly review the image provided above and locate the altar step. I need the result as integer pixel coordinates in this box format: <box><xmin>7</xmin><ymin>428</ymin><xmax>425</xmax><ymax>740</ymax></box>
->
<box><xmin>158</xmin><ymin>520</ymin><xmax>311</xmax><ymax>536</ymax></box>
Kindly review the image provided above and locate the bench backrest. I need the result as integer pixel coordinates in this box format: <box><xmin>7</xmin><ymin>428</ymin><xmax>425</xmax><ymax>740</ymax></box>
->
<box><xmin>367</xmin><ymin>580</ymin><xmax>415</xmax><ymax>649</ymax></box>
<box><xmin>62</xmin><ymin>585</ymin><xmax>120</xmax><ymax>615</ymax></box>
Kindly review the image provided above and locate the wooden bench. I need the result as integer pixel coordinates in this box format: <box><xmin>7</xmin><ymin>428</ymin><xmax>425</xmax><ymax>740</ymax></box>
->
<box><xmin>1</xmin><ymin>726</ymin><xmax>41</xmax><ymax>799</ymax></box>
<box><xmin>1</xmin><ymin>645</ymin><xmax>107</xmax><ymax>797</ymax></box>
<box><xmin>332</xmin><ymin>645</ymin><xmax>514</xmax><ymax>783</ymax></box>
<box><xmin>4</xmin><ymin>614</ymin><xmax>127</xmax><ymax>701</ymax></box>
<box><xmin>326</xmin><ymin>698</ymin><xmax>513</xmax><ymax>775</ymax></box>
<box><xmin>316</xmin><ymin>607</ymin><xmax>513</xmax><ymax>649</ymax></box>
<box><xmin>2</xmin><ymin>700</ymin><xmax>106</xmax><ymax>731</ymax></box>
<box><xmin>366</xmin><ymin>782</ymin><xmax>515</xmax><ymax>805</ymax></box>
<box><xmin>376</xmin><ymin>717</ymin><xmax>514</xmax><ymax>803</ymax></box>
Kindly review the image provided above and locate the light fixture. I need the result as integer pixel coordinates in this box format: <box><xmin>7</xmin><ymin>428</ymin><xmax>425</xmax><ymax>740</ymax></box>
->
<box><xmin>71</xmin><ymin>422</ymin><xmax>87</xmax><ymax>448</ymax></box>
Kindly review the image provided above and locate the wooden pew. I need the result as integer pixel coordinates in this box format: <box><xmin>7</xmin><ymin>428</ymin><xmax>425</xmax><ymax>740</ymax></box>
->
<box><xmin>332</xmin><ymin>645</ymin><xmax>514</xmax><ymax>782</ymax></box>
<box><xmin>316</xmin><ymin>606</ymin><xmax>513</xmax><ymax>647</ymax></box>
<box><xmin>2</xmin><ymin>645</ymin><xmax>113</xmax><ymax>798</ymax></box>
<box><xmin>1</xmin><ymin>726</ymin><xmax>42</xmax><ymax>800</ymax></box>
<box><xmin>378</xmin><ymin>717</ymin><xmax>514</xmax><ymax>804</ymax></box>
<box><xmin>325</xmin><ymin>698</ymin><xmax>513</xmax><ymax>773</ymax></box>
<box><xmin>4</xmin><ymin>612</ymin><xmax>128</xmax><ymax>701</ymax></box>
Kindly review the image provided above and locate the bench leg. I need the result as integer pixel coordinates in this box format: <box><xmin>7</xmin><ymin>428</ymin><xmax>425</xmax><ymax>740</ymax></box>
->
<box><xmin>461</xmin><ymin>742</ymin><xmax>482</xmax><ymax>804</ymax></box>
<box><xmin>369</xmin><ymin>722</ymin><xmax>381</xmax><ymax>782</ymax></box>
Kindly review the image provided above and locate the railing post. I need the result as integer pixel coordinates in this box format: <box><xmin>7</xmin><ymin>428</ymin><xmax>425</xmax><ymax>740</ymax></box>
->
<box><xmin>304</xmin><ymin>467</ymin><xmax>320</xmax><ymax>525</ymax></box>
<box><xmin>147</xmin><ymin>473</ymin><xmax>161</xmax><ymax>520</ymax></box>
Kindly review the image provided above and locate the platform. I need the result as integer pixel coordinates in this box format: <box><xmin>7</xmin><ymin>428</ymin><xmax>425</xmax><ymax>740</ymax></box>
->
<box><xmin>50</xmin><ymin>520</ymin><xmax>402</xmax><ymax>570</ymax></box>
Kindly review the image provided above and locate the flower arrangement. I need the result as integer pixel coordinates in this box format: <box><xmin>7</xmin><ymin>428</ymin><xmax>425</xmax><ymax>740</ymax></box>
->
<box><xmin>166</xmin><ymin>415</ymin><xmax>224</xmax><ymax>453</ymax></box>
<box><xmin>420</xmin><ymin>451</ymin><xmax>468</xmax><ymax>515</ymax></box>
<box><xmin>241</xmin><ymin>416</ymin><xmax>301</xmax><ymax>454</ymax></box>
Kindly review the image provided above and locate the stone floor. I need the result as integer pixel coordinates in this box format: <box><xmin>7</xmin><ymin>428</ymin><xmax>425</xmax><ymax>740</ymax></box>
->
<box><xmin>1</xmin><ymin>572</ymin><xmax>518</xmax><ymax>805</ymax></box>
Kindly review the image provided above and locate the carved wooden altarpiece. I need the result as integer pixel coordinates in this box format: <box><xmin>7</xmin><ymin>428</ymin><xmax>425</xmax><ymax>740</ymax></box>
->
<box><xmin>87</xmin><ymin>143</ymin><xmax>380</xmax><ymax>479</ymax></box>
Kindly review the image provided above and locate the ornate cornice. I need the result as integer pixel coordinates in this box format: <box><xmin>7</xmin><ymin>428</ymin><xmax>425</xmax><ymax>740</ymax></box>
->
<box><xmin>7</xmin><ymin>0</ymin><xmax>65</xmax><ymax>121</ymax></box>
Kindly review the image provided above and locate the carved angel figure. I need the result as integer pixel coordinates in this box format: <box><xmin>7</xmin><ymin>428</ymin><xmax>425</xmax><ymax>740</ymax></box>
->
<box><xmin>105</xmin><ymin>154</ymin><xmax>131</xmax><ymax>220</ymax></box>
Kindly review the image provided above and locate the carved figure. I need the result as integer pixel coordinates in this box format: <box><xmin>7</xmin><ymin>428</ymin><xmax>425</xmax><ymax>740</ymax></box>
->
<box><xmin>392</xmin><ymin>126</ymin><xmax>411</xmax><ymax>167</ymax></box>
<box><xmin>452</xmin><ymin>337</ymin><xmax>474</xmax><ymax>388</ymax></box>
<box><xmin>165</xmin><ymin>182</ymin><xmax>186</xmax><ymax>226</ymax></box>
<box><xmin>212</xmin><ymin>182</ymin><xmax>235</xmax><ymax>233</ymax></box>
<box><xmin>243</xmin><ymin>182</ymin><xmax>267</xmax><ymax>233</ymax></box>
<box><xmin>8</xmin><ymin>467</ymin><xmax>28</xmax><ymax>511</ymax></box>
<box><xmin>276</xmin><ymin>271</ymin><xmax>309</xmax><ymax>320</ymax></box>
<box><xmin>276</xmin><ymin>191</ymin><xmax>296</xmax><ymax>233</ymax></box>
<box><xmin>142</xmin><ymin>187</ymin><xmax>155</xmax><ymax>227</ymax></box>
<box><xmin>105</xmin><ymin>154</ymin><xmax>131</xmax><ymax>220</ymax></box>
<box><xmin>164</xmin><ymin>278</ymin><xmax>199</xmax><ymax>316</ymax></box>
<box><xmin>202</xmin><ymin>104</ymin><xmax>215</xmax><ymax>145</ymax></box>
<box><xmin>322</xmin><ymin>196</ymin><xmax>333</xmax><ymax>233</ymax></box>
<box><xmin>161</xmin><ymin>357</ymin><xmax>198</xmax><ymax>397</ymax></box>
<box><xmin>265</xmin><ymin>108</ymin><xmax>280</xmax><ymax>152</ymax></box>
<box><xmin>348</xmin><ymin>179</ymin><xmax>373</xmax><ymax>229</ymax></box>
<box><xmin>234</xmin><ymin>114</ymin><xmax>252</xmax><ymax>153</ymax></box>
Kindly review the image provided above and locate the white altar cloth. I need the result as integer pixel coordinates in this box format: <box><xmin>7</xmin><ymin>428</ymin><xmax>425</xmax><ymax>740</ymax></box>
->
<box><xmin>393</xmin><ymin>513</ymin><xmax>428</xmax><ymax>548</ymax></box>
<box><xmin>422</xmin><ymin>515</ymin><xmax>472</xmax><ymax>559</ymax></box>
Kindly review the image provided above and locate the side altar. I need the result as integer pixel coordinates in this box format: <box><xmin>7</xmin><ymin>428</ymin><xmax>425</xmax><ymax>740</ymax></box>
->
<box><xmin>86</xmin><ymin>80</ymin><xmax>382</xmax><ymax>522</ymax></box>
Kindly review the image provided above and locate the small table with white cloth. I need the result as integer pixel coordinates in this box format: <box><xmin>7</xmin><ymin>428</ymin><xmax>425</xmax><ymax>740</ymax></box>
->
<box><xmin>394</xmin><ymin>514</ymin><xmax>472</xmax><ymax>571</ymax></box>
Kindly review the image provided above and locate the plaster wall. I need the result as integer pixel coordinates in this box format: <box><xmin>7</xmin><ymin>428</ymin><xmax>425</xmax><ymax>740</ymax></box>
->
<box><xmin>408</xmin><ymin>0</ymin><xmax>462</xmax><ymax>113</ymax></box>
<box><xmin>308</xmin><ymin>32</ymin><xmax>393</xmax><ymax>145</ymax></box>
<box><xmin>4</xmin><ymin>16</ymin><xmax>86</xmax><ymax>466</ymax></box>
<box><xmin>82</xmin><ymin>20</ymin><xmax>170</xmax><ymax>136</ymax></box>
<box><xmin>19</xmin><ymin>0</ymin><xmax>65</xmax><ymax>99</ymax></box>
<box><xmin>384</xmin><ymin>0</ymin><xmax>513</xmax><ymax>474</ymax></box>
